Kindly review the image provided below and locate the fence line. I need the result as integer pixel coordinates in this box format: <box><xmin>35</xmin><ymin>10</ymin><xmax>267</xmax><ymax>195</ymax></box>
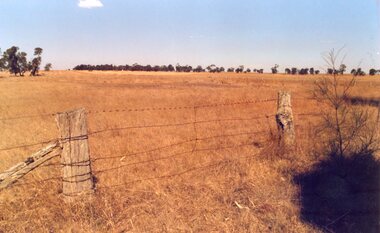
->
<box><xmin>9</xmin><ymin>142</ymin><xmax>260</xmax><ymax>189</ymax></box>
<box><xmin>0</xmin><ymin>98</ymin><xmax>278</xmax><ymax>122</ymax></box>
<box><xmin>49</xmin><ymin>149</ymin><xmax>262</xmax><ymax>197</ymax></box>
<box><xmin>95</xmin><ymin>160</ymin><xmax>233</xmax><ymax>191</ymax></box>
<box><xmin>0</xmin><ymin>92</ymin><xmax>322</xmax><ymax>198</ymax></box>
<box><xmin>0</xmin><ymin>96</ymin><xmax>321</xmax><ymax>123</ymax></box>
<box><xmin>86</xmin><ymin>98</ymin><xmax>278</xmax><ymax>115</ymax></box>
<box><xmin>88</xmin><ymin>115</ymin><xmax>274</xmax><ymax>136</ymax></box>
<box><xmin>94</xmin><ymin>150</ymin><xmax>262</xmax><ymax>192</ymax></box>
<box><xmin>0</xmin><ymin>129</ymin><xmax>268</xmax><ymax>177</ymax></box>
<box><xmin>0</xmin><ymin>112</ymin><xmax>319</xmax><ymax>153</ymax></box>
<box><xmin>91</xmin><ymin>130</ymin><xmax>267</xmax><ymax>162</ymax></box>
<box><xmin>94</xmin><ymin>142</ymin><xmax>257</xmax><ymax>175</ymax></box>
<box><xmin>7</xmin><ymin>130</ymin><xmax>267</xmax><ymax>187</ymax></box>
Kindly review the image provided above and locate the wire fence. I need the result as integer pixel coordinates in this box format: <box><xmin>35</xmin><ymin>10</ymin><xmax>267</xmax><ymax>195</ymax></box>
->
<box><xmin>0</xmin><ymin>96</ymin><xmax>322</xmax><ymax>192</ymax></box>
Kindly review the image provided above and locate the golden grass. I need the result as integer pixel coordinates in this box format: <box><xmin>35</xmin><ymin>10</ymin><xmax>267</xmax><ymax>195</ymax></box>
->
<box><xmin>0</xmin><ymin>71</ymin><xmax>379</xmax><ymax>232</ymax></box>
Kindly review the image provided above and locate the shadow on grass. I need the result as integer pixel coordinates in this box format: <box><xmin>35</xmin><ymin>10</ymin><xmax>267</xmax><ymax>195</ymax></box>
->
<box><xmin>294</xmin><ymin>153</ymin><xmax>380</xmax><ymax>232</ymax></box>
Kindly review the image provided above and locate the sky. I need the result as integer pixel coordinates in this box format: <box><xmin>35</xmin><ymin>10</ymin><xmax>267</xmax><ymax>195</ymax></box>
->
<box><xmin>0</xmin><ymin>0</ymin><xmax>379</xmax><ymax>71</ymax></box>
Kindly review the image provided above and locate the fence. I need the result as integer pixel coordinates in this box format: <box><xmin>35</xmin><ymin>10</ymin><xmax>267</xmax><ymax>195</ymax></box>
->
<box><xmin>0</xmin><ymin>91</ymin><xmax>318</xmax><ymax>202</ymax></box>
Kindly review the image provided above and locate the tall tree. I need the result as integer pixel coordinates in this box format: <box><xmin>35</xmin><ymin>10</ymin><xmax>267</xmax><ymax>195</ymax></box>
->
<box><xmin>1</xmin><ymin>46</ymin><xmax>26</xmax><ymax>76</ymax></box>
<box><xmin>271</xmin><ymin>64</ymin><xmax>279</xmax><ymax>74</ymax></box>
<box><xmin>339</xmin><ymin>64</ymin><xmax>346</xmax><ymax>75</ymax></box>
<box><xmin>18</xmin><ymin>51</ymin><xmax>28</xmax><ymax>76</ymax></box>
<box><xmin>0</xmin><ymin>57</ymin><xmax>4</xmax><ymax>71</ymax></box>
<box><xmin>30</xmin><ymin>47</ymin><xmax>43</xmax><ymax>76</ymax></box>
<box><xmin>167</xmin><ymin>64</ymin><xmax>175</xmax><ymax>72</ymax></box>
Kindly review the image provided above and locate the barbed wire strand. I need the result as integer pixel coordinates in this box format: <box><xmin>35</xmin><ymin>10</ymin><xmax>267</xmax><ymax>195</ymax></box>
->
<box><xmin>0</xmin><ymin>139</ymin><xmax>58</xmax><ymax>152</ymax></box>
<box><xmin>0</xmin><ymin>113</ymin><xmax>55</xmax><ymax>121</ymax></box>
<box><xmin>10</xmin><ymin>140</ymin><xmax>259</xmax><ymax>189</ymax></box>
<box><xmin>94</xmin><ymin>141</ymin><xmax>256</xmax><ymax>175</ymax></box>
<box><xmin>86</xmin><ymin>98</ymin><xmax>278</xmax><ymax>115</ymax></box>
<box><xmin>0</xmin><ymin>98</ymin><xmax>275</xmax><ymax>122</ymax></box>
<box><xmin>0</xmin><ymin>96</ymin><xmax>320</xmax><ymax>122</ymax></box>
<box><xmin>0</xmin><ymin>111</ymin><xmax>319</xmax><ymax>153</ymax></box>
<box><xmin>94</xmin><ymin>151</ymin><xmax>261</xmax><ymax>192</ymax></box>
<box><xmin>91</xmin><ymin>129</ymin><xmax>267</xmax><ymax>162</ymax></box>
<box><xmin>87</xmin><ymin>115</ymin><xmax>274</xmax><ymax>136</ymax></box>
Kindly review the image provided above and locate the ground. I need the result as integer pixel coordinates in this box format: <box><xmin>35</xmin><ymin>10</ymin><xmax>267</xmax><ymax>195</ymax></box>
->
<box><xmin>0</xmin><ymin>71</ymin><xmax>379</xmax><ymax>232</ymax></box>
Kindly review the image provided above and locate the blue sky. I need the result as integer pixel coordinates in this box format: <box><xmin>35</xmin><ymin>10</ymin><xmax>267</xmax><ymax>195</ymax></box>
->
<box><xmin>0</xmin><ymin>0</ymin><xmax>379</xmax><ymax>71</ymax></box>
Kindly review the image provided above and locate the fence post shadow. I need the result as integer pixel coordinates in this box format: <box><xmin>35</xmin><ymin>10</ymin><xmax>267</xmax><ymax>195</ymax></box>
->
<box><xmin>294</xmin><ymin>152</ymin><xmax>380</xmax><ymax>232</ymax></box>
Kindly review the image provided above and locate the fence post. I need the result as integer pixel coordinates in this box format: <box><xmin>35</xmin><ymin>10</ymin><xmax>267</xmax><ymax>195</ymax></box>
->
<box><xmin>56</xmin><ymin>108</ymin><xmax>94</xmax><ymax>201</ymax></box>
<box><xmin>276</xmin><ymin>91</ymin><xmax>295</xmax><ymax>147</ymax></box>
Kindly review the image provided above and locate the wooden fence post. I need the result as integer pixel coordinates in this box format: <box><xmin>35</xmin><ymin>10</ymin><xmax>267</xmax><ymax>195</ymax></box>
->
<box><xmin>56</xmin><ymin>108</ymin><xmax>94</xmax><ymax>201</ymax></box>
<box><xmin>276</xmin><ymin>91</ymin><xmax>295</xmax><ymax>146</ymax></box>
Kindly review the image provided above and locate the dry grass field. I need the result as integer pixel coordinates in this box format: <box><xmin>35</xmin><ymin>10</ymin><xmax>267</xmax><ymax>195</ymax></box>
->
<box><xmin>0</xmin><ymin>71</ymin><xmax>379</xmax><ymax>232</ymax></box>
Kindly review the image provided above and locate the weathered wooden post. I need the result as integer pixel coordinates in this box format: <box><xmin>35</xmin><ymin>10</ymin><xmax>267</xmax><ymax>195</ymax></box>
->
<box><xmin>0</xmin><ymin>141</ymin><xmax>61</xmax><ymax>190</ymax></box>
<box><xmin>276</xmin><ymin>91</ymin><xmax>295</xmax><ymax>147</ymax></box>
<box><xmin>56</xmin><ymin>108</ymin><xmax>94</xmax><ymax>201</ymax></box>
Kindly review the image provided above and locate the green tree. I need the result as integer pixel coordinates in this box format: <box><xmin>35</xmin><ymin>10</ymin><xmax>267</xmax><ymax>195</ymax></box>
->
<box><xmin>369</xmin><ymin>68</ymin><xmax>377</xmax><ymax>76</ymax></box>
<box><xmin>271</xmin><ymin>64</ymin><xmax>279</xmax><ymax>74</ymax></box>
<box><xmin>44</xmin><ymin>63</ymin><xmax>52</xmax><ymax>71</ymax></box>
<box><xmin>0</xmin><ymin>58</ymin><xmax>4</xmax><ymax>71</ymax></box>
<box><xmin>0</xmin><ymin>46</ymin><xmax>28</xmax><ymax>76</ymax></box>
<box><xmin>3</xmin><ymin>46</ymin><xmax>21</xmax><ymax>75</ymax></box>
<box><xmin>339</xmin><ymin>64</ymin><xmax>346</xmax><ymax>75</ymax></box>
<box><xmin>17</xmin><ymin>51</ymin><xmax>28</xmax><ymax>76</ymax></box>
<box><xmin>30</xmin><ymin>47</ymin><xmax>43</xmax><ymax>76</ymax></box>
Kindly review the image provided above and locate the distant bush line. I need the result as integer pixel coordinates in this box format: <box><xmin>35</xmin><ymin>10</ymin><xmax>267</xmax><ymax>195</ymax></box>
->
<box><xmin>73</xmin><ymin>64</ymin><xmax>380</xmax><ymax>76</ymax></box>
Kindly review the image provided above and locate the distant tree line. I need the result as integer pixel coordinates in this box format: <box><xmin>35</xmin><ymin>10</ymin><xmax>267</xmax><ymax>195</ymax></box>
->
<box><xmin>73</xmin><ymin>63</ymin><xmax>266</xmax><ymax>74</ymax></box>
<box><xmin>284</xmin><ymin>67</ymin><xmax>320</xmax><ymax>75</ymax></box>
<box><xmin>0</xmin><ymin>46</ymin><xmax>52</xmax><ymax>76</ymax></box>
<box><xmin>73</xmin><ymin>63</ymin><xmax>380</xmax><ymax>76</ymax></box>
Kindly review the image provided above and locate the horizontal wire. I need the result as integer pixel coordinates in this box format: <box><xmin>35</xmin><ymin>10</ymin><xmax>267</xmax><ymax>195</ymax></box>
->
<box><xmin>8</xmin><ymin>142</ymin><xmax>257</xmax><ymax>188</ymax></box>
<box><xmin>0</xmin><ymin>113</ymin><xmax>56</xmax><ymax>121</ymax></box>
<box><xmin>91</xmin><ymin>129</ymin><xmax>267</xmax><ymax>162</ymax></box>
<box><xmin>94</xmin><ymin>142</ymin><xmax>256</xmax><ymax>175</ymax></box>
<box><xmin>92</xmin><ymin>139</ymin><xmax>195</xmax><ymax>162</ymax></box>
<box><xmin>88</xmin><ymin>115</ymin><xmax>274</xmax><ymax>135</ymax></box>
<box><xmin>0</xmin><ymin>134</ymin><xmax>86</xmax><ymax>152</ymax></box>
<box><xmin>95</xmin><ymin>161</ymin><xmax>228</xmax><ymax>190</ymax></box>
<box><xmin>12</xmin><ymin>177</ymin><xmax>62</xmax><ymax>187</ymax></box>
<box><xmin>0</xmin><ymin>111</ymin><xmax>315</xmax><ymax>153</ymax></box>
<box><xmin>0</xmin><ymin>97</ymin><xmax>316</xmax><ymax>122</ymax></box>
<box><xmin>94</xmin><ymin>151</ymin><xmax>260</xmax><ymax>192</ymax></box>
<box><xmin>87</xmin><ymin>98</ymin><xmax>278</xmax><ymax>115</ymax></box>
<box><xmin>0</xmin><ymin>98</ymin><xmax>277</xmax><ymax>123</ymax></box>
<box><xmin>0</xmin><ymin>139</ymin><xmax>58</xmax><ymax>152</ymax></box>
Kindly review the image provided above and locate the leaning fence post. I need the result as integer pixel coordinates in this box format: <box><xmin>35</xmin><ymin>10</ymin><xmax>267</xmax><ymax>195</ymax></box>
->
<box><xmin>276</xmin><ymin>91</ymin><xmax>295</xmax><ymax>147</ymax></box>
<box><xmin>56</xmin><ymin>108</ymin><xmax>94</xmax><ymax>201</ymax></box>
